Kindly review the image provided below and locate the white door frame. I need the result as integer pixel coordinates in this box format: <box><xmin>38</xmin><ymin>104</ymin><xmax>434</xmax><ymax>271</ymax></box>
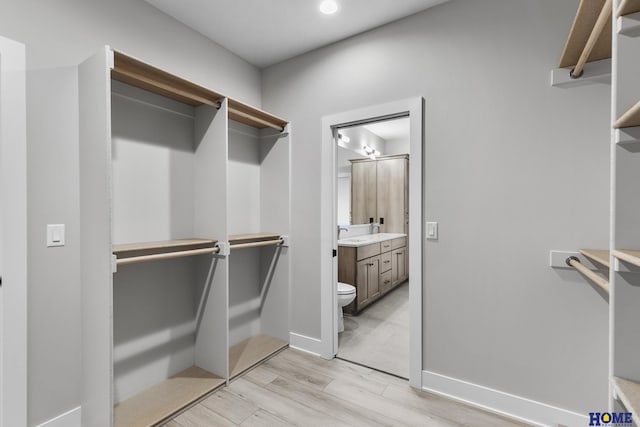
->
<box><xmin>320</xmin><ymin>97</ymin><xmax>424</xmax><ymax>388</ymax></box>
<box><xmin>0</xmin><ymin>36</ymin><xmax>27</xmax><ymax>427</ymax></box>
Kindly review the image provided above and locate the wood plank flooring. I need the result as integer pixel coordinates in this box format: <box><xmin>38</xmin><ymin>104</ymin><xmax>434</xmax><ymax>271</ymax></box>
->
<box><xmin>165</xmin><ymin>348</ymin><xmax>531</xmax><ymax>427</ymax></box>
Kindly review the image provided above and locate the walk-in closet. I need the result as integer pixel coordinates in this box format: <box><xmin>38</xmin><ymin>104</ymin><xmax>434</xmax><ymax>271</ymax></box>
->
<box><xmin>79</xmin><ymin>47</ymin><xmax>290</xmax><ymax>427</ymax></box>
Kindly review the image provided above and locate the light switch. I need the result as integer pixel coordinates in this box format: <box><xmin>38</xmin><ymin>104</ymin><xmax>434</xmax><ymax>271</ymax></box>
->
<box><xmin>426</xmin><ymin>222</ymin><xmax>438</xmax><ymax>240</ymax></box>
<box><xmin>47</xmin><ymin>224</ymin><xmax>65</xmax><ymax>247</ymax></box>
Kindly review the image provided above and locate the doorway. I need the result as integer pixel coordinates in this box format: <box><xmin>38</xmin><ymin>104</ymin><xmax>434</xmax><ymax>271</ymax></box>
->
<box><xmin>320</xmin><ymin>98</ymin><xmax>424</xmax><ymax>388</ymax></box>
<box><xmin>335</xmin><ymin>117</ymin><xmax>410</xmax><ymax>378</ymax></box>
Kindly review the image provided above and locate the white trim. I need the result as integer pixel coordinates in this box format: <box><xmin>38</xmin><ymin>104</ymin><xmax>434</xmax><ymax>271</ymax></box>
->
<box><xmin>320</xmin><ymin>97</ymin><xmax>424</xmax><ymax>387</ymax></box>
<box><xmin>36</xmin><ymin>407</ymin><xmax>82</xmax><ymax>427</ymax></box>
<box><xmin>0</xmin><ymin>35</ymin><xmax>27</xmax><ymax>427</ymax></box>
<box><xmin>422</xmin><ymin>371</ymin><xmax>587</xmax><ymax>427</ymax></box>
<box><xmin>289</xmin><ymin>332</ymin><xmax>323</xmax><ymax>357</ymax></box>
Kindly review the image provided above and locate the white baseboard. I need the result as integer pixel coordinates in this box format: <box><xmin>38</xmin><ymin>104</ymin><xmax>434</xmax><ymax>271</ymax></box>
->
<box><xmin>36</xmin><ymin>406</ymin><xmax>81</xmax><ymax>427</ymax></box>
<box><xmin>289</xmin><ymin>332</ymin><xmax>323</xmax><ymax>357</ymax></box>
<box><xmin>422</xmin><ymin>371</ymin><xmax>587</xmax><ymax>427</ymax></box>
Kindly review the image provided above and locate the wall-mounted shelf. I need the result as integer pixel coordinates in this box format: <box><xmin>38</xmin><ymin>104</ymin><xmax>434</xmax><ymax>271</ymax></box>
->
<box><xmin>617</xmin><ymin>11</ymin><xmax>640</xmax><ymax>36</ymax></box>
<box><xmin>618</xmin><ymin>0</ymin><xmax>640</xmax><ymax>16</ymax></box>
<box><xmin>614</xmin><ymin>102</ymin><xmax>640</xmax><ymax>128</ymax></box>
<box><xmin>228</xmin><ymin>99</ymin><xmax>287</xmax><ymax>131</ymax></box>
<box><xmin>559</xmin><ymin>0</ymin><xmax>612</xmax><ymax>69</ymax></box>
<box><xmin>580</xmin><ymin>249</ymin><xmax>611</xmax><ymax>268</ymax></box>
<box><xmin>229</xmin><ymin>233</ymin><xmax>284</xmax><ymax>250</ymax></box>
<box><xmin>228</xmin><ymin>334</ymin><xmax>287</xmax><ymax>380</ymax></box>
<box><xmin>113</xmin><ymin>50</ymin><xmax>287</xmax><ymax>131</ymax></box>
<box><xmin>612</xmin><ymin>249</ymin><xmax>640</xmax><ymax>267</ymax></box>
<box><xmin>112</xmin><ymin>51</ymin><xmax>222</xmax><ymax>108</ymax></box>
<box><xmin>613</xmin><ymin>377</ymin><xmax>640</xmax><ymax>425</ymax></box>
<box><xmin>114</xmin><ymin>366</ymin><xmax>225</xmax><ymax>427</ymax></box>
<box><xmin>113</xmin><ymin>239</ymin><xmax>218</xmax><ymax>266</ymax></box>
<box><xmin>615</xmin><ymin>126</ymin><xmax>640</xmax><ymax>151</ymax></box>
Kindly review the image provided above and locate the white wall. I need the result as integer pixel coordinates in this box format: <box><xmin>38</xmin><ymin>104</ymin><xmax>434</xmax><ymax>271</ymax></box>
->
<box><xmin>262</xmin><ymin>0</ymin><xmax>610</xmax><ymax>415</ymax></box>
<box><xmin>385</xmin><ymin>137</ymin><xmax>410</xmax><ymax>156</ymax></box>
<box><xmin>0</xmin><ymin>0</ymin><xmax>262</xmax><ymax>424</ymax></box>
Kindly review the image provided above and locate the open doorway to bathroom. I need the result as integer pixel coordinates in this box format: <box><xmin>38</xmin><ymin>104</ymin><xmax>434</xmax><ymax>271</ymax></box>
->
<box><xmin>335</xmin><ymin>117</ymin><xmax>410</xmax><ymax>379</ymax></box>
<box><xmin>321</xmin><ymin>97</ymin><xmax>423</xmax><ymax>388</ymax></box>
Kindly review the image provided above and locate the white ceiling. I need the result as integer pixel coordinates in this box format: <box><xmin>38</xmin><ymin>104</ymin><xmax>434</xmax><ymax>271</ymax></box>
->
<box><xmin>363</xmin><ymin>118</ymin><xmax>409</xmax><ymax>141</ymax></box>
<box><xmin>145</xmin><ymin>0</ymin><xmax>448</xmax><ymax>68</ymax></box>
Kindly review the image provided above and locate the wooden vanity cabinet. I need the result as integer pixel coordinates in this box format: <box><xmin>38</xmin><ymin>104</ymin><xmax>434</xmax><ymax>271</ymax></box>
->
<box><xmin>340</xmin><ymin>239</ymin><xmax>407</xmax><ymax>314</ymax></box>
<box><xmin>351</xmin><ymin>155</ymin><xmax>408</xmax><ymax>234</ymax></box>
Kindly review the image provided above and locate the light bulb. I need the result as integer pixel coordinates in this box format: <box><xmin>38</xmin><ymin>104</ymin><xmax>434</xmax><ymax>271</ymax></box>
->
<box><xmin>319</xmin><ymin>0</ymin><xmax>338</xmax><ymax>15</ymax></box>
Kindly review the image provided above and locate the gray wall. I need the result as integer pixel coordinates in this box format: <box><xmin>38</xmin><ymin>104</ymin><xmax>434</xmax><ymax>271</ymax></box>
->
<box><xmin>0</xmin><ymin>0</ymin><xmax>261</xmax><ymax>424</ymax></box>
<box><xmin>262</xmin><ymin>0</ymin><xmax>610</xmax><ymax>414</ymax></box>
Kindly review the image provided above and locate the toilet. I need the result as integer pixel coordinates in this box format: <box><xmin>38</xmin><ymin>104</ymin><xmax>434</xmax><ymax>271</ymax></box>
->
<box><xmin>337</xmin><ymin>282</ymin><xmax>356</xmax><ymax>333</ymax></box>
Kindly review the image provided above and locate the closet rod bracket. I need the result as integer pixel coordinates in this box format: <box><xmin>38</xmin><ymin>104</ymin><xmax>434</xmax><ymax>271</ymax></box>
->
<box><xmin>217</xmin><ymin>241</ymin><xmax>230</xmax><ymax>256</ymax></box>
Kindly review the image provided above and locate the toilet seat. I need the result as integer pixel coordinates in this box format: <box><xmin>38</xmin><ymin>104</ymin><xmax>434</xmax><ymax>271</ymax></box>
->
<box><xmin>337</xmin><ymin>282</ymin><xmax>355</xmax><ymax>295</ymax></box>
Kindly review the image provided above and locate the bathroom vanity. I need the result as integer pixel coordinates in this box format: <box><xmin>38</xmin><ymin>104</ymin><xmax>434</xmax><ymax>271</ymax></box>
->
<box><xmin>338</xmin><ymin>233</ymin><xmax>408</xmax><ymax>314</ymax></box>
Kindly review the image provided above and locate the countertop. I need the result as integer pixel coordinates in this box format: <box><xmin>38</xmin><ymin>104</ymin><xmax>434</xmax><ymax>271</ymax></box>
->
<box><xmin>337</xmin><ymin>232</ymin><xmax>406</xmax><ymax>248</ymax></box>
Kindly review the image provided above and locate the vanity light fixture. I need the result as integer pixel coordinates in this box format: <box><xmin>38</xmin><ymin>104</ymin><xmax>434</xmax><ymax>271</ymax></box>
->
<box><xmin>363</xmin><ymin>145</ymin><xmax>380</xmax><ymax>158</ymax></box>
<box><xmin>319</xmin><ymin>0</ymin><xmax>339</xmax><ymax>15</ymax></box>
<box><xmin>338</xmin><ymin>133</ymin><xmax>350</xmax><ymax>143</ymax></box>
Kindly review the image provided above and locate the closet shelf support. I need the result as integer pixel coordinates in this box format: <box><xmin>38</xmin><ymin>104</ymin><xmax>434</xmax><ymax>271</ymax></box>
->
<box><xmin>566</xmin><ymin>256</ymin><xmax>610</xmax><ymax>293</ymax></box>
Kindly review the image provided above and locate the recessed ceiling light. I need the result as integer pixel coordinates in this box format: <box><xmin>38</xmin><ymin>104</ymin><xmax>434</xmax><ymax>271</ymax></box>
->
<box><xmin>319</xmin><ymin>0</ymin><xmax>338</xmax><ymax>15</ymax></box>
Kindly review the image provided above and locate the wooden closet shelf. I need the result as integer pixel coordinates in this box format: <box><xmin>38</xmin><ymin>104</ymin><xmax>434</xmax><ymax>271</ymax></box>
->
<box><xmin>112</xmin><ymin>50</ymin><xmax>288</xmax><ymax>131</ymax></box>
<box><xmin>113</xmin><ymin>239</ymin><xmax>218</xmax><ymax>265</ymax></box>
<box><xmin>614</xmin><ymin>102</ymin><xmax>640</xmax><ymax>128</ymax></box>
<box><xmin>580</xmin><ymin>249</ymin><xmax>611</xmax><ymax>268</ymax></box>
<box><xmin>229</xmin><ymin>99</ymin><xmax>288</xmax><ymax>131</ymax></box>
<box><xmin>229</xmin><ymin>334</ymin><xmax>288</xmax><ymax>380</ymax></box>
<box><xmin>613</xmin><ymin>377</ymin><xmax>640</xmax><ymax>426</ymax></box>
<box><xmin>559</xmin><ymin>0</ymin><xmax>612</xmax><ymax>68</ymax></box>
<box><xmin>612</xmin><ymin>249</ymin><xmax>640</xmax><ymax>267</ymax></box>
<box><xmin>618</xmin><ymin>0</ymin><xmax>640</xmax><ymax>16</ymax></box>
<box><xmin>112</xmin><ymin>51</ymin><xmax>223</xmax><ymax>108</ymax></box>
<box><xmin>114</xmin><ymin>365</ymin><xmax>225</xmax><ymax>427</ymax></box>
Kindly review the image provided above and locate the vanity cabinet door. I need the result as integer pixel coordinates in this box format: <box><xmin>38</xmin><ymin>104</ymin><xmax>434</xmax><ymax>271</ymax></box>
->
<box><xmin>351</xmin><ymin>161</ymin><xmax>377</xmax><ymax>225</ymax></box>
<box><xmin>377</xmin><ymin>157</ymin><xmax>407</xmax><ymax>234</ymax></box>
<box><xmin>356</xmin><ymin>255</ymin><xmax>380</xmax><ymax>307</ymax></box>
<box><xmin>392</xmin><ymin>247</ymin><xmax>407</xmax><ymax>285</ymax></box>
<box><xmin>367</xmin><ymin>256</ymin><xmax>380</xmax><ymax>300</ymax></box>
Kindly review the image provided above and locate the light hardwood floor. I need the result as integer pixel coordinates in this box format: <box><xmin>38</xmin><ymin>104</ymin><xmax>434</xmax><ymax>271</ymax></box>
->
<box><xmin>164</xmin><ymin>348</ymin><xmax>531</xmax><ymax>427</ymax></box>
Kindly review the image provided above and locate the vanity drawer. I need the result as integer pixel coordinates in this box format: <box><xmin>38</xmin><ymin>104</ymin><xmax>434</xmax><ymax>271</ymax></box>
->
<box><xmin>380</xmin><ymin>240</ymin><xmax>393</xmax><ymax>253</ymax></box>
<box><xmin>357</xmin><ymin>243</ymin><xmax>380</xmax><ymax>260</ymax></box>
<box><xmin>379</xmin><ymin>270</ymin><xmax>392</xmax><ymax>293</ymax></box>
<box><xmin>380</xmin><ymin>251</ymin><xmax>392</xmax><ymax>272</ymax></box>
<box><xmin>391</xmin><ymin>237</ymin><xmax>406</xmax><ymax>249</ymax></box>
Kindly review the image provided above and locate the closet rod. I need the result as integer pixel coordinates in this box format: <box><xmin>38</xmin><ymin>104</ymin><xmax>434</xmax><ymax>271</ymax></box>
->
<box><xmin>571</xmin><ymin>0</ymin><xmax>612</xmax><ymax>78</ymax></box>
<box><xmin>116</xmin><ymin>246</ymin><xmax>220</xmax><ymax>266</ymax></box>
<box><xmin>230</xmin><ymin>238</ymin><xmax>284</xmax><ymax>250</ymax></box>
<box><xmin>566</xmin><ymin>256</ymin><xmax>610</xmax><ymax>292</ymax></box>
<box><xmin>228</xmin><ymin>107</ymin><xmax>285</xmax><ymax>131</ymax></box>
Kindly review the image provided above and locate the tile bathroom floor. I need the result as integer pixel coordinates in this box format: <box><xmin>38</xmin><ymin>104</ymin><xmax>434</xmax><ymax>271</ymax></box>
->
<box><xmin>338</xmin><ymin>280</ymin><xmax>409</xmax><ymax>378</ymax></box>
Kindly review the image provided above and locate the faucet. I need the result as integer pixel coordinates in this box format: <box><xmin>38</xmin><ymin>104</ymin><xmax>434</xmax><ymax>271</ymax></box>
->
<box><xmin>338</xmin><ymin>225</ymin><xmax>349</xmax><ymax>240</ymax></box>
<box><xmin>369</xmin><ymin>222</ymin><xmax>380</xmax><ymax>234</ymax></box>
